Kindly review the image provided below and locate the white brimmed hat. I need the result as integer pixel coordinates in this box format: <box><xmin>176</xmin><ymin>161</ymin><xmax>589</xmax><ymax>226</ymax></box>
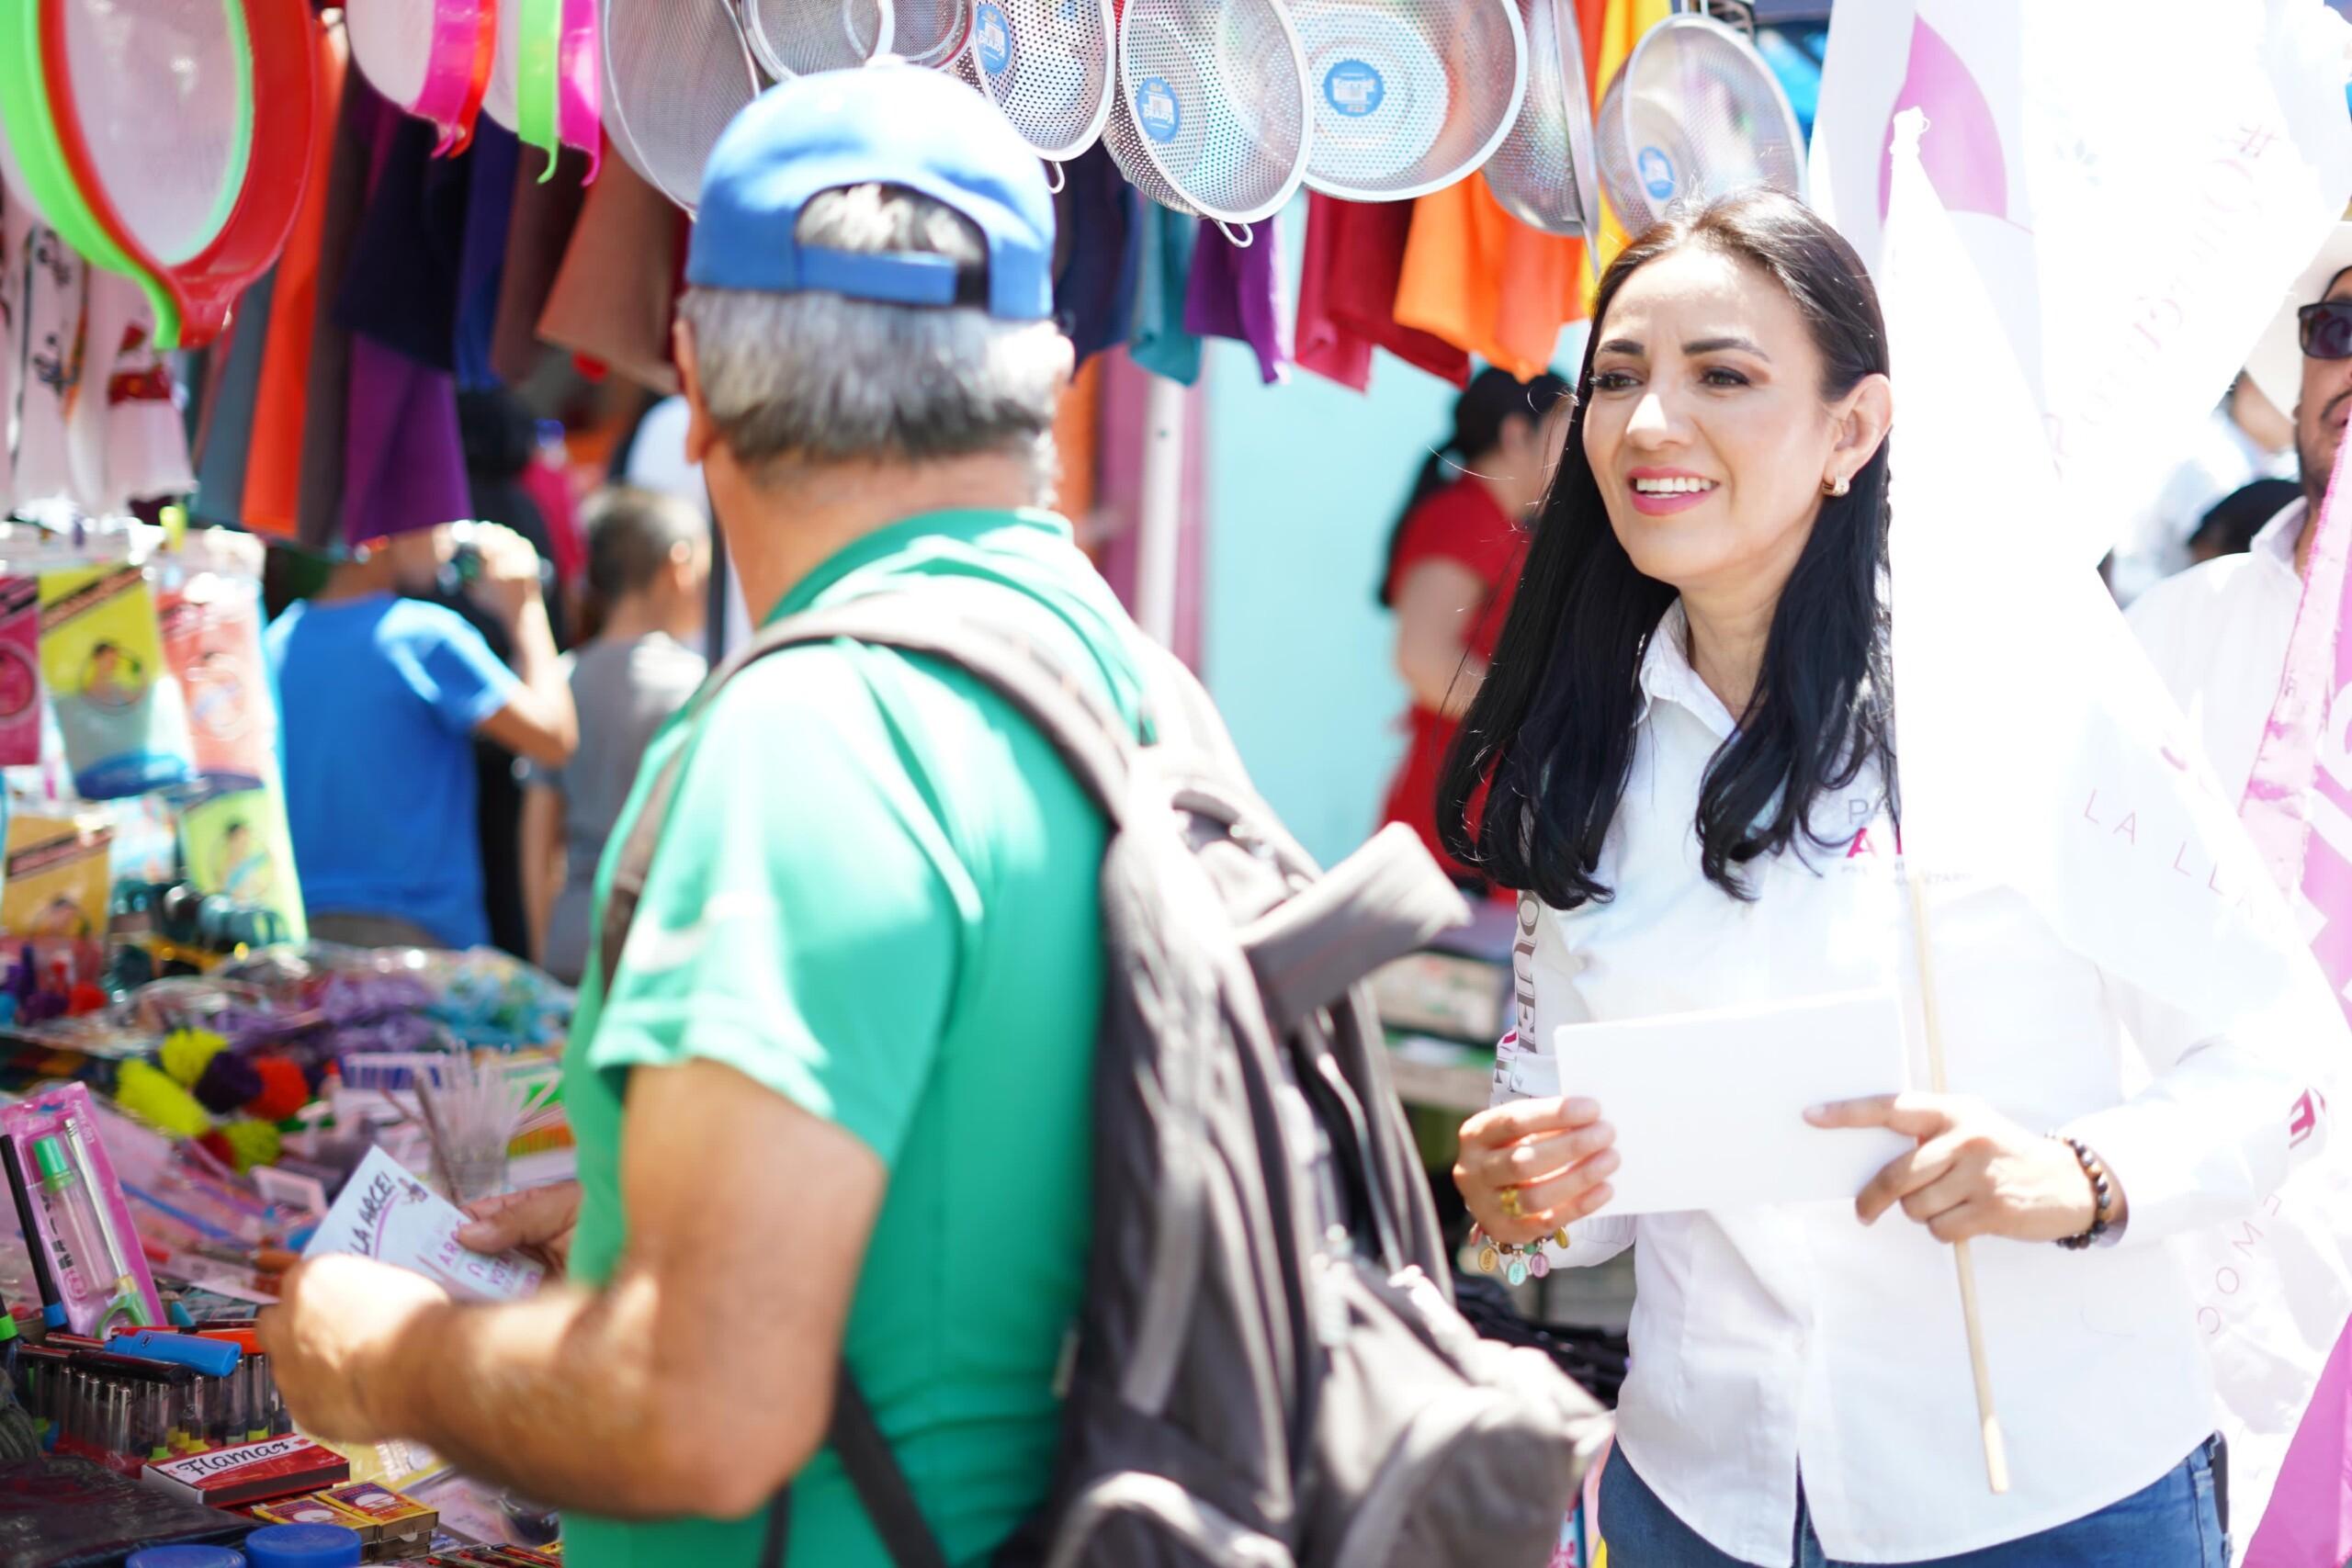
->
<box><xmin>2246</xmin><ymin>221</ymin><xmax>2352</xmax><ymax>415</ymax></box>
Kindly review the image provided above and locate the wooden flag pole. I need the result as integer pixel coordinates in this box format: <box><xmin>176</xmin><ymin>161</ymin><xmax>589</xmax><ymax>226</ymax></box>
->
<box><xmin>1905</xmin><ymin>867</ymin><xmax>2012</xmax><ymax>1495</ymax></box>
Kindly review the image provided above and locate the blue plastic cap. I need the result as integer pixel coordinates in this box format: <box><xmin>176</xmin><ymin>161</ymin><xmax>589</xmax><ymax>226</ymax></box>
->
<box><xmin>688</xmin><ymin>65</ymin><xmax>1055</xmax><ymax>322</ymax></box>
<box><xmin>241</xmin><ymin>1525</ymin><xmax>363</xmax><ymax>1568</ymax></box>
<box><xmin>126</xmin><ymin>1548</ymin><xmax>248</xmax><ymax>1568</ymax></box>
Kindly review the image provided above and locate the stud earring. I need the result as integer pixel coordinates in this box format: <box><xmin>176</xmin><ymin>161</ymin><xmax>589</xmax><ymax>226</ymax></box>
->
<box><xmin>1823</xmin><ymin>474</ymin><xmax>1850</xmax><ymax>498</ymax></box>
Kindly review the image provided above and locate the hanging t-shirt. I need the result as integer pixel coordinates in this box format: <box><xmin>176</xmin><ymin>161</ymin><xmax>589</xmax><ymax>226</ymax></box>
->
<box><xmin>537</xmin><ymin>150</ymin><xmax>683</xmax><ymax>394</ymax></box>
<box><xmin>1183</xmin><ymin>218</ymin><xmax>1291</xmax><ymax>385</ymax></box>
<box><xmin>1052</xmin><ymin>144</ymin><xmax>1142</xmax><ymax>367</ymax></box>
<box><xmin>1127</xmin><ymin>203</ymin><xmax>1203</xmax><ymax>386</ymax></box>
<box><xmin>490</xmin><ymin>142</ymin><xmax>592</xmax><ymax>387</ymax></box>
<box><xmin>1378</xmin><ymin>478</ymin><xmax>1527</xmax><ymax>886</ymax></box>
<box><xmin>5</xmin><ymin>198</ymin><xmax>85</xmax><ymax>511</ymax></box>
<box><xmin>193</xmin><ymin>272</ymin><xmax>274</xmax><ymax>527</ymax></box>
<box><xmin>293</xmin><ymin>66</ymin><xmax>379</xmax><ymax>551</ymax></box>
<box><xmin>83</xmin><ymin>272</ymin><xmax>194</xmax><ymax>513</ymax></box>
<box><xmin>1295</xmin><ymin>194</ymin><xmax>1377</xmax><ymax>392</ymax></box>
<box><xmin>1395</xmin><ymin>176</ymin><xmax>1585</xmax><ymax>383</ymax></box>
<box><xmin>0</xmin><ymin>193</ymin><xmax>191</xmax><ymax>518</ymax></box>
<box><xmin>456</xmin><ymin>121</ymin><xmax>521</xmax><ymax>390</ymax></box>
<box><xmin>1295</xmin><ymin>194</ymin><xmax>1469</xmax><ymax>389</ymax></box>
<box><xmin>240</xmin><ymin>16</ymin><xmax>348</xmax><ymax>539</ymax></box>
<box><xmin>266</xmin><ymin>593</ymin><xmax>518</xmax><ymax>950</ymax></box>
<box><xmin>334</xmin><ymin>105</ymin><xmax>471</xmax><ymax>374</ymax></box>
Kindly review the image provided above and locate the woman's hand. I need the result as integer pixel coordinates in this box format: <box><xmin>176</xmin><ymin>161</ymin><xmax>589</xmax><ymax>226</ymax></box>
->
<box><xmin>1807</xmin><ymin>1093</ymin><xmax>2120</xmax><ymax>1244</ymax></box>
<box><xmin>458</xmin><ymin>1180</ymin><xmax>582</xmax><ymax>1277</ymax></box>
<box><xmin>1454</xmin><ymin>1097</ymin><xmax>1620</xmax><ymax>1247</ymax></box>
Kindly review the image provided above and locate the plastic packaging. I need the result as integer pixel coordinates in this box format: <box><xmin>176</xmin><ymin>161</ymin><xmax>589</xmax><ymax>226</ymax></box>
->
<box><xmin>37</xmin><ymin>564</ymin><xmax>196</xmax><ymax>799</ymax></box>
<box><xmin>0</xmin><ymin>577</ymin><xmax>45</xmax><ymax>766</ymax></box>
<box><xmin>156</xmin><ymin>536</ymin><xmax>277</xmax><ymax>789</ymax></box>
<box><xmin>0</xmin><ymin>1084</ymin><xmax>164</xmax><ymax>1335</ymax></box>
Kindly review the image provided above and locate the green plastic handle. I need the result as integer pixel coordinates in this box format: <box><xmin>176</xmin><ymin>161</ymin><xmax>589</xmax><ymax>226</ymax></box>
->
<box><xmin>516</xmin><ymin>0</ymin><xmax>564</xmax><ymax>182</ymax></box>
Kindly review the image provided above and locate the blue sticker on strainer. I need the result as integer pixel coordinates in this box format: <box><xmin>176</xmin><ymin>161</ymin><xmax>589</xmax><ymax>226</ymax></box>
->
<box><xmin>976</xmin><ymin>4</ymin><xmax>1012</xmax><ymax>76</ymax></box>
<box><xmin>1324</xmin><ymin>60</ymin><xmax>1385</xmax><ymax>118</ymax></box>
<box><xmin>1136</xmin><ymin>76</ymin><xmax>1182</xmax><ymax>143</ymax></box>
<box><xmin>1638</xmin><ymin>146</ymin><xmax>1678</xmax><ymax>202</ymax></box>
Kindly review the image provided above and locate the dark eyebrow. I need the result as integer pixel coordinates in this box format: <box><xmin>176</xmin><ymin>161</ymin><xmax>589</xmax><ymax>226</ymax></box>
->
<box><xmin>1686</xmin><ymin>335</ymin><xmax>1770</xmax><ymax>358</ymax></box>
<box><xmin>1596</xmin><ymin>337</ymin><xmax>1645</xmax><ymax>356</ymax></box>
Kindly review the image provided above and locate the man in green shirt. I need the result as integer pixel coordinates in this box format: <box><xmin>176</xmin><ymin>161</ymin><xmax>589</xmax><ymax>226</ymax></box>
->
<box><xmin>261</xmin><ymin>66</ymin><xmax>1150</xmax><ymax>1566</ymax></box>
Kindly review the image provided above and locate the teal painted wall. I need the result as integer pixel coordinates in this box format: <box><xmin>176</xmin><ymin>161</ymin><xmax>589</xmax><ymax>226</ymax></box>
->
<box><xmin>1198</xmin><ymin>316</ymin><xmax>1459</xmax><ymax>870</ymax></box>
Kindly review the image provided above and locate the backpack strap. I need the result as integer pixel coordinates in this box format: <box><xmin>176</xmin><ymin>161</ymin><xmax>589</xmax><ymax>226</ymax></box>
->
<box><xmin>597</xmin><ymin>589</ymin><xmax>1151</xmax><ymax>1568</ymax></box>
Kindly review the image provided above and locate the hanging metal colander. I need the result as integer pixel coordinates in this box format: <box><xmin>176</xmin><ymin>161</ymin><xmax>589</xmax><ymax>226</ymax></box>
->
<box><xmin>894</xmin><ymin>0</ymin><xmax>971</xmax><ymax>66</ymax></box>
<box><xmin>742</xmin><ymin>0</ymin><xmax>894</xmax><ymax>80</ymax></box>
<box><xmin>1104</xmin><ymin>0</ymin><xmax>1312</xmax><ymax>241</ymax></box>
<box><xmin>1285</xmin><ymin>0</ymin><xmax>1524</xmax><ymax>204</ymax></box>
<box><xmin>601</xmin><ymin>0</ymin><xmax>768</xmax><ymax>214</ymax></box>
<box><xmin>1486</xmin><ymin>0</ymin><xmax>1601</xmax><ymax>247</ymax></box>
<box><xmin>967</xmin><ymin>0</ymin><xmax>1115</xmax><ymax>166</ymax></box>
<box><xmin>1594</xmin><ymin>12</ymin><xmax>1804</xmax><ymax>235</ymax></box>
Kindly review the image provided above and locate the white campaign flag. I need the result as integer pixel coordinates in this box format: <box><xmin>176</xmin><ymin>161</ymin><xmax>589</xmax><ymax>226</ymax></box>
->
<box><xmin>1813</xmin><ymin>0</ymin><xmax>2352</xmax><ymax>563</ymax></box>
<box><xmin>1879</xmin><ymin>109</ymin><xmax>2352</xmax><ymax>1555</ymax></box>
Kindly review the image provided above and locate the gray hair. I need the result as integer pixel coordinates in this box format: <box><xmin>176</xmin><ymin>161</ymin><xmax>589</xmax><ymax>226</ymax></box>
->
<box><xmin>678</xmin><ymin>184</ymin><xmax>1071</xmax><ymax>496</ymax></box>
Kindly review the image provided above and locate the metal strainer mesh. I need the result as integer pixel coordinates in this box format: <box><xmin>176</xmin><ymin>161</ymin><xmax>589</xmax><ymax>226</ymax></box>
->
<box><xmin>1105</xmin><ymin>0</ymin><xmax>1310</xmax><ymax>227</ymax></box>
<box><xmin>970</xmin><ymin>0</ymin><xmax>1114</xmax><ymax>163</ymax></box>
<box><xmin>62</xmin><ymin>0</ymin><xmax>250</xmax><ymax>266</ymax></box>
<box><xmin>602</xmin><ymin>0</ymin><xmax>766</xmax><ymax>213</ymax></box>
<box><xmin>894</xmin><ymin>0</ymin><xmax>971</xmax><ymax>69</ymax></box>
<box><xmin>1486</xmin><ymin>0</ymin><xmax>1599</xmax><ymax>239</ymax></box>
<box><xmin>745</xmin><ymin>0</ymin><xmax>893</xmax><ymax>80</ymax></box>
<box><xmin>1595</xmin><ymin>14</ymin><xmax>1804</xmax><ymax>236</ymax></box>
<box><xmin>1288</xmin><ymin>0</ymin><xmax>1523</xmax><ymax>203</ymax></box>
<box><xmin>347</xmin><ymin>0</ymin><xmax>435</xmax><ymax>111</ymax></box>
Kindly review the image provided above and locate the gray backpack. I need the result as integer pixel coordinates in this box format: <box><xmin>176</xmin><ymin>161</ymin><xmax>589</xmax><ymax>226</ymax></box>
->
<box><xmin>600</xmin><ymin>592</ymin><xmax>1611</xmax><ymax>1568</ymax></box>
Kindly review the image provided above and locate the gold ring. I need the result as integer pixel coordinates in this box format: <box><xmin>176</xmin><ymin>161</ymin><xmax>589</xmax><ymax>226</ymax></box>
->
<box><xmin>1498</xmin><ymin>1187</ymin><xmax>1523</xmax><ymax>1219</ymax></box>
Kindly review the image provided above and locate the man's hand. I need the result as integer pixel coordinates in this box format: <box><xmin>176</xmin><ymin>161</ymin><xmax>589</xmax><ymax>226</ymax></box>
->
<box><xmin>462</xmin><ymin>524</ymin><xmax>547</xmax><ymax>627</ymax></box>
<box><xmin>459</xmin><ymin>1181</ymin><xmax>582</xmax><ymax>1278</ymax></box>
<box><xmin>257</xmin><ymin>1257</ymin><xmax>449</xmax><ymax>1443</ymax></box>
<box><xmin>1807</xmin><ymin>1093</ymin><xmax>2120</xmax><ymax>1244</ymax></box>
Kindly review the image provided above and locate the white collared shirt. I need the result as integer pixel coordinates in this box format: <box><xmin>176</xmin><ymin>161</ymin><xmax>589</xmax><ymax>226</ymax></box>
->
<box><xmin>1506</xmin><ymin>603</ymin><xmax>2302</xmax><ymax>1565</ymax></box>
<box><xmin>2125</xmin><ymin>500</ymin><xmax>2304</xmax><ymax>798</ymax></box>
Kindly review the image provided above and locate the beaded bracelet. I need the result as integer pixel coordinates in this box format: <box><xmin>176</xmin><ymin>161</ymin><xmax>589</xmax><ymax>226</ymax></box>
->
<box><xmin>1467</xmin><ymin>1223</ymin><xmax>1572</xmax><ymax>1287</ymax></box>
<box><xmin>2052</xmin><ymin>1134</ymin><xmax>2117</xmax><ymax>1251</ymax></box>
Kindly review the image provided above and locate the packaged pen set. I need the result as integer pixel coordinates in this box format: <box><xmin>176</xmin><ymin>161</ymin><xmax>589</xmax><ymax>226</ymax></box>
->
<box><xmin>17</xmin><ymin>1328</ymin><xmax>290</xmax><ymax>1477</ymax></box>
<box><xmin>0</xmin><ymin>1083</ymin><xmax>164</xmax><ymax>1336</ymax></box>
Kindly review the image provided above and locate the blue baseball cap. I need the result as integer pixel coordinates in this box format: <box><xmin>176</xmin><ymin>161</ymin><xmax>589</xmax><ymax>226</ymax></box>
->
<box><xmin>686</xmin><ymin>66</ymin><xmax>1056</xmax><ymax>322</ymax></box>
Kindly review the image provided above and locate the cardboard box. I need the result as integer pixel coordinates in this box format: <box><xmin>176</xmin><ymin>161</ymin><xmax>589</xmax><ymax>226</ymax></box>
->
<box><xmin>323</xmin><ymin>1480</ymin><xmax>439</xmax><ymax>1559</ymax></box>
<box><xmin>142</xmin><ymin>1434</ymin><xmax>350</xmax><ymax>1507</ymax></box>
<box><xmin>248</xmin><ymin>1490</ymin><xmax>379</xmax><ymax>1541</ymax></box>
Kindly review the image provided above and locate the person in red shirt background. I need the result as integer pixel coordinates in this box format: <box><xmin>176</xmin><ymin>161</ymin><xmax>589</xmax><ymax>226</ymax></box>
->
<box><xmin>1379</xmin><ymin>367</ymin><xmax>1571</xmax><ymax>893</ymax></box>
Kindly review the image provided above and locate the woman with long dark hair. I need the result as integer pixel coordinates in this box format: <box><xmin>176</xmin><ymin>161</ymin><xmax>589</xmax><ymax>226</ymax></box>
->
<box><xmin>1376</xmin><ymin>367</ymin><xmax>1569</xmax><ymax>890</ymax></box>
<box><xmin>1446</xmin><ymin>192</ymin><xmax>2282</xmax><ymax>1562</ymax></box>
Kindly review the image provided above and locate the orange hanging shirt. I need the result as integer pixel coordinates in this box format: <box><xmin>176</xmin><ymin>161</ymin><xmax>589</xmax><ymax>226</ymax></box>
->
<box><xmin>241</xmin><ymin>20</ymin><xmax>346</xmax><ymax>537</ymax></box>
<box><xmin>1394</xmin><ymin>175</ymin><xmax>1586</xmax><ymax>382</ymax></box>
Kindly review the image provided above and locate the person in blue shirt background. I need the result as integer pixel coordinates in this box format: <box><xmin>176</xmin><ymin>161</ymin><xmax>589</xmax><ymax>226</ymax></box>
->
<box><xmin>266</xmin><ymin>525</ymin><xmax>577</xmax><ymax>951</ymax></box>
